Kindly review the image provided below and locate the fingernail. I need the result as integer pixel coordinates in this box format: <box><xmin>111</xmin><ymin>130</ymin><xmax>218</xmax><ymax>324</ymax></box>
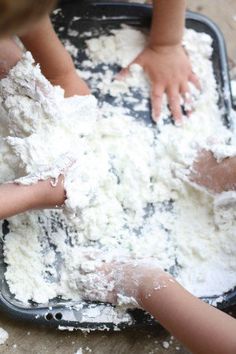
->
<box><xmin>175</xmin><ymin>120</ymin><xmax>182</xmax><ymax>127</ymax></box>
<box><xmin>152</xmin><ymin>110</ymin><xmax>159</xmax><ymax>122</ymax></box>
<box><xmin>187</xmin><ymin>110</ymin><xmax>193</xmax><ymax>117</ymax></box>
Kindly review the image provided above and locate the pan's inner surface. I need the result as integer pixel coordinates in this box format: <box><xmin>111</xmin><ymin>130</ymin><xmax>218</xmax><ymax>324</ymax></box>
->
<box><xmin>0</xmin><ymin>2</ymin><xmax>234</xmax><ymax>329</ymax></box>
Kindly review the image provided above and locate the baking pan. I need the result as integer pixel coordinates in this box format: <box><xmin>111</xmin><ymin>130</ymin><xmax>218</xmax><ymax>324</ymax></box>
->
<box><xmin>0</xmin><ymin>1</ymin><xmax>234</xmax><ymax>330</ymax></box>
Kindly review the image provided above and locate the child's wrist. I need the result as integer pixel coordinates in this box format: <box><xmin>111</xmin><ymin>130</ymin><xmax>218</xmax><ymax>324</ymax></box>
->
<box><xmin>149</xmin><ymin>30</ymin><xmax>183</xmax><ymax>49</ymax></box>
<box><xmin>33</xmin><ymin>175</ymin><xmax>66</xmax><ymax>209</ymax></box>
<box><xmin>148</xmin><ymin>41</ymin><xmax>182</xmax><ymax>53</ymax></box>
<box><xmin>137</xmin><ymin>270</ymin><xmax>173</xmax><ymax>306</ymax></box>
<box><xmin>48</xmin><ymin>175</ymin><xmax>66</xmax><ymax>207</ymax></box>
<box><xmin>115</xmin><ymin>263</ymin><xmax>168</xmax><ymax>305</ymax></box>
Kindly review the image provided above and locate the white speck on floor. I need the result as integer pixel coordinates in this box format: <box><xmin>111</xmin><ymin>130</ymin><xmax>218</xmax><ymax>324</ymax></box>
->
<box><xmin>74</xmin><ymin>348</ymin><xmax>83</xmax><ymax>354</ymax></box>
<box><xmin>0</xmin><ymin>328</ymin><xmax>8</xmax><ymax>345</ymax></box>
<box><xmin>162</xmin><ymin>341</ymin><xmax>170</xmax><ymax>349</ymax></box>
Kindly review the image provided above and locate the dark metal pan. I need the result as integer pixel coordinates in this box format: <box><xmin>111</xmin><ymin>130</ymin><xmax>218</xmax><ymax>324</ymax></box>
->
<box><xmin>0</xmin><ymin>1</ymin><xmax>234</xmax><ymax>329</ymax></box>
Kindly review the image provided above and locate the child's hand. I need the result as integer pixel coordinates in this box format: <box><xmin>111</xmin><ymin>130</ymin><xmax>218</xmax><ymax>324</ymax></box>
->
<box><xmin>74</xmin><ymin>253</ymin><xmax>168</xmax><ymax>306</ymax></box>
<box><xmin>50</xmin><ymin>69</ymin><xmax>90</xmax><ymax>97</ymax></box>
<box><xmin>190</xmin><ymin>150</ymin><xmax>236</xmax><ymax>193</ymax></box>
<box><xmin>120</xmin><ymin>44</ymin><xmax>200</xmax><ymax>124</ymax></box>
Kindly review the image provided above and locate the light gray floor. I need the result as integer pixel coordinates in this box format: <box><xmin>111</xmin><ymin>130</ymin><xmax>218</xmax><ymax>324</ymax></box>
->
<box><xmin>0</xmin><ymin>1</ymin><xmax>236</xmax><ymax>353</ymax></box>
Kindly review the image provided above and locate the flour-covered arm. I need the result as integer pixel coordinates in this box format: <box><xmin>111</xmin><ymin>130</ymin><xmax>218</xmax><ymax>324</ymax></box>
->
<box><xmin>20</xmin><ymin>15</ymin><xmax>90</xmax><ymax>97</ymax></box>
<box><xmin>78</xmin><ymin>260</ymin><xmax>236</xmax><ymax>354</ymax></box>
<box><xmin>0</xmin><ymin>177</ymin><xmax>65</xmax><ymax>220</ymax></box>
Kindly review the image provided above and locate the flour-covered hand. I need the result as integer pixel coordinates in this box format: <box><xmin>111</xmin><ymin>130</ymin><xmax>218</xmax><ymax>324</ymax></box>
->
<box><xmin>74</xmin><ymin>253</ymin><xmax>167</xmax><ymax>306</ymax></box>
<box><xmin>50</xmin><ymin>69</ymin><xmax>90</xmax><ymax>97</ymax></box>
<box><xmin>120</xmin><ymin>45</ymin><xmax>200</xmax><ymax>124</ymax></box>
<box><xmin>190</xmin><ymin>150</ymin><xmax>236</xmax><ymax>193</ymax></box>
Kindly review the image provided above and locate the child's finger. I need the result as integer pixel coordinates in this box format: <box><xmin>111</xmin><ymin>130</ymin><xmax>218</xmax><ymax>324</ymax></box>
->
<box><xmin>180</xmin><ymin>83</ymin><xmax>192</xmax><ymax>115</ymax></box>
<box><xmin>167</xmin><ymin>88</ymin><xmax>182</xmax><ymax>125</ymax></box>
<box><xmin>189</xmin><ymin>72</ymin><xmax>201</xmax><ymax>91</ymax></box>
<box><xmin>151</xmin><ymin>85</ymin><xmax>164</xmax><ymax>122</ymax></box>
<box><xmin>180</xmin><ymin>82</ymin><xmax>189</xmax><ymax>97</ymax></box>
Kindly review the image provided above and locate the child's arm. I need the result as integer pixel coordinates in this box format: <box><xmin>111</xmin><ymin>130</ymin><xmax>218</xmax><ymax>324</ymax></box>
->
<box><xmin>80</xmin><ymin>260</ymin><xmax>236</xmax><ymax>354</ymax></box>
<box><xmin>0</xmin><ymin>39</ymin><xmax>22</xmax><ymax>79</ymax></box>
<box><xmin>0</xmin><ymin>177</ymin><xmax>65</xmax><ymax>220</ymax></box>
<box><xmin>121</xmin><ymin>0</ymin><xmax>200</xmax><ymax>124</ymax></box>
<box><xmin>20</xmin><ymin>15</ymin><xmax>90</xmax><ymax>97</ymax></box>
<box><xmin>139</xmin><ymin>267</ymin><xmax>236</xmax><ymax>354</ymax></box>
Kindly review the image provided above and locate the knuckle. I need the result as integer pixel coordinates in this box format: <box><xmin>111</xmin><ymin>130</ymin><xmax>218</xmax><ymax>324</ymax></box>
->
<box><xmin>152</xmin><ymin>92</ymin><xmax>162</xmax><ymax>99</ymax></box>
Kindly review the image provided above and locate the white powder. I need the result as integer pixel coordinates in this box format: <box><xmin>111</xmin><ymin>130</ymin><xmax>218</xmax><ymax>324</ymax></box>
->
<box><xmin>231</xmin><ymin>80</ymin><xmax>236</xmax><ymax>107</ymax></box>
<box><xmin>0</xmin><ymin>328</ymin><xmax>8</xmax><ymax>345</ymax></box>
<box><xmin>162</xmin><ymin>341</ymin><xmax>170</xmax><ymax>349</ymax></box>
<box><xmin>68</xmin><ymin>29</ymin><xmax>79</xmax><ymax>38</ymax></box>
<box><xmin>0</xmin><ymin>26</ymin><xmax>236</xmax><ymax>312</ymax></box>
<box><xmin>75</xmin><ymin>348</ymin><xmax>83</xmax><ymax>354</ymax></box>
<box><xmin>63</xmin><ymin>39</ymin><xmax>79</xmax><ymax>58</ymax></box>
<box><xmin>85</xmin><ymin>24</ymin><xmax>147</xmax><ymax>68</ymax></box>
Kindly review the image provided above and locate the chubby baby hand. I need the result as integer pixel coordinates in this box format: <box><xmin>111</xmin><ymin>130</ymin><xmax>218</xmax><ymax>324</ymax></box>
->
<box><xmin>119</xmin><ymin>44</ymin><xmax>200</xmax><ymax>125</ymax></box>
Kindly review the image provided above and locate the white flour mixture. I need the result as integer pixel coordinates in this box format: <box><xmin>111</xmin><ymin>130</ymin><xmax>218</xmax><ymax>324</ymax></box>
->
<box><xmin>0</xmin><ymin>26</ymin><xmax>236</xmax><ymax>306</ymax></box>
